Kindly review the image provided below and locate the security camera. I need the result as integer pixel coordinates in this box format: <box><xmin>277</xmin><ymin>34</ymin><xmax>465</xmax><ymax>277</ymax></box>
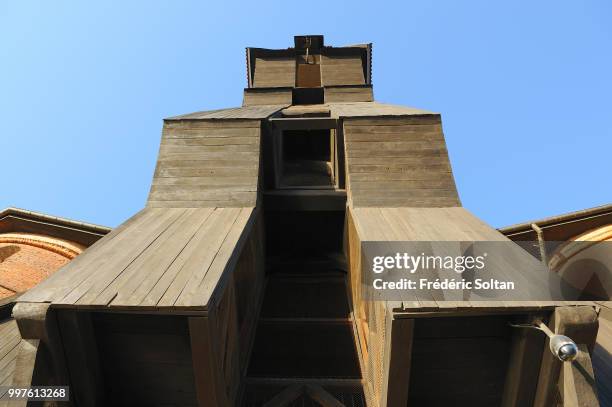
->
<box><xmin>509</xmin><ymin>320</ymin><xmax>579</xmax><ymax>362</ymax></box>
<box><xmin>549</xmin><ymin>334</ymin><xmax>578</xmax><ymax>362</ymax></box>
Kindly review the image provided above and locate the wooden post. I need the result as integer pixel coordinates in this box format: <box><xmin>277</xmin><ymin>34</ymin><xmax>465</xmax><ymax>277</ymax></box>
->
<box><xmin>188</xmin><ymin>316</ymin><xmax>228</xmax><ymax>407</ymax></box>
<box><xmin>11</xmin><ymin>303</ymin><xmax>71</xmax><ymax>399</ymax></box>
<box><xmin>336</xmin><ymin>123</ymin><xmax>346</xmax><ymax>189</ymax></box>
<box><xmin>381</xmin><ymin>316</ymin><xmax>414</xmax><ymax>407</ymax></box>
<box><xmin>501</xmin><ymin>321</ymin><xmax>546</xmax><ymax>407</ymax></box>
<box><xmin>562</xmin><ymin>344</ymin><xmax>600</xmax><ymax>407</ymax></box>
<box><xmin>533</xmin><ymin>306</ymin><xmax>599</xmax><ymax>407</ymax></box>
<box><xmin>56</xmin><ymin>310</ymin><xmax>104</xmax><ymax>406</ymax></box>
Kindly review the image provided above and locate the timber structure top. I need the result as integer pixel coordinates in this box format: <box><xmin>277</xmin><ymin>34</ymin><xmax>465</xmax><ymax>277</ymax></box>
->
<box><xmin>7</xmin><ymin>35</ymin><xmax>605</xmax><ymax>407</ymax></box>
<box><xmin>17</xmin><ymin>35</ymin><xmax>590</xmax><ymax>313</ymax></box>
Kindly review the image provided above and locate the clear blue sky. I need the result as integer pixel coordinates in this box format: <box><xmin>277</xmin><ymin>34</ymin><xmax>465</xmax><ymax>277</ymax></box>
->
<box><xmin>1</xmin><ymin>1</ymin><xmax>610</xmax><ymax>228</ymax></box>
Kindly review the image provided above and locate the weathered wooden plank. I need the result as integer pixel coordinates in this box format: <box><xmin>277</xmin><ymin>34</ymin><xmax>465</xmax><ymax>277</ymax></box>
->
<box><xmin>147</xmin><ymin>199</ymin><xmax>257</xmax><ymax>208</ymax></box>
<box><xmin>106</xmin><ymin>208</ymin><xmax>215</xmax><ymax>307</ymax></box>
<box><xmin>140</xmin><ymin>209</ymin><xmax>230</xmax><ymax>307</ymax></box>
<box><xmin>348</xmin><ymin>159</ymin><xmax>451</xmax><ymax>168</ymax></box>
<box><xmin>350</xmin><ymin>179</ymin><xmax>456</xmax><ymax>190</ymax></box>
<box><xmin>180</xmin><ymin>208</ymin><xmax>254</xmax><ymax>307</ymax></box>
<box><xmin>151</xmin><ymin>176</ymin><xmax>258</xmax><ymax>187</ymax></box>
<box><xmin>164</xmin><ymin>120</ymin><xmax>261</xmax><ymax>129</ymax></box>
<box><xmin>157</xmin><ymin>156</ymin><xmax>259</xmax><ymax>166</ymax></box>
<box><xmin>343</xmin><ymin>124</ymin><xmax>442</xmax><ymax>135</ymax></box>
<box><xmin>148</xmin><ymin>190</ymin><xmax>257</xmax><ymax>202</ymax></box>
<box><xmin>158</xmin><ymin>208</ymin><xmax>241</xmax><ymax>308</ymax></box>
<box><xmin>328</xmin><ymin>102</ymin><xmax>437</xmax><ymax>120</ymax></box>
<box><xmin>346</xmin><ymin>137</ymin><xmax>445</xmax><ymax>148</ymax></box>
<box><xmin>347</xmin><ymin>147</ymin><xmax>449</xmax><ymax>158</ymax></box>
<box><xmin>351</xmin><ymin>196</ymin><xmax>460</xmax><ymax>208</ymax></box>
<box><xmin>161</xmin><ymin>136</ymin><xmax>259</xmax><ymax>146</ymax></box>
<box><xmin>350</xmin><ymin>188</ymin><xmax>458</xmax><ymax>198</ymax></box>
<box><xmin>18</xmin><ymin>209</ymin><xmax>160</xmax><ymax>303</ymax></box>
<box><xmin>150</xmin><ymin>184</ymin><xmax>257</xmax><ymax>193</ymax></box>
<box><xmin>159</xmin><ymin>144</ymin><xmax>258</xmax><ymax>155</ymax></box>
<box><xmin>163</xmin><ymin>129</ymin><xmax>260</xmax><ymax>140</ymax></box>
<box><xmin>154</xmin><ymin>167</ymin><xmax>256</xmax><ymax>178</ymax></box>
<box><xmin>0</xmin><ymin>320</ymin><xmax>20</xmax><ymax>383</ymax></box>
<box><xmin>166</xmin><ymin>106</ymin><xmax>282</xmax><ymax>121</ymax></box>
<box><xmin>343</xmin><ymin>117</ymin><xmax>441</xmax><ymax>126</ymax></box>
<box><xmin>348</xmin><ymin>171</ymin><xmax>453</xmax><ymax>182</ymax></box>
<box><xmin>56</xmin><ymin>209</ymin><xmax>185</xmax><ymax>305</ymax></box>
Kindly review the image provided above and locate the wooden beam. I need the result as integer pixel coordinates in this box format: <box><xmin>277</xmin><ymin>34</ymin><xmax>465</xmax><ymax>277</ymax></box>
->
<box><xmin>534</xmin><ymin>306</ymin><xmax>599</xmax><ymax>407</ymax></box>
<box><xmin>11</xmin><ymin>303</ymin><xmax>71</xmax><ymax>390</ymax></box>
<box><xmin>262</xmin><ymin>384</ymin><xmax>304</xmax><ymax>407</ymax></box>
<box><xmin>562</xmin><ymin>344</ymin><xmax>600</xmax><ymax>407</ymax></box>
<box><xmin>10</xmin><ymin>339</ymin><xmax>40</xmax><ymax>386</ymax></box>
<box><xmin>269</xmin><ymin>118</ymin><xmax>338</xmax><ymax>131</ymax></box>
<box><xmin>263</xmin><ymin>190</ymin><xmax>347</xmax><ymax>211</ymax></box>
<box><xmin>305</xmin><ymin>384</ymin><xmax>345</xmax><ymax>407</ymax></box>
<box><xmin>56</xmin><ymin>310</ymin><xmax>104</xmax><ymax>406</ymax></box>
<box><xmin>381</xmin><ymin>317</ymin><xmax>414</xmax><ymax>407</ymax></box>
<box><xmin>501</xmin><ymin>323</ymin><xmax>546</xmax><ymax>407</ymax></box>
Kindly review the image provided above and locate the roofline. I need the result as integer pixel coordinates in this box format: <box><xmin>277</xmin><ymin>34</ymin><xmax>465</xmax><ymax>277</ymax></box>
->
<box><xmin>0</xmin><ymin>207</ymin><xmax>111</xmax><ymax>235</ymax></box>
<box><xmin>498</xmin><ymin>203</ymin><xmax>612</xmax><ymax>234</ymax></box>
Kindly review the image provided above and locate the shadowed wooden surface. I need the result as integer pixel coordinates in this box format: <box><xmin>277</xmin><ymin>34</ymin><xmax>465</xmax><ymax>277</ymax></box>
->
<box><xmin>18</xmin><ymin>207</ymin><xmax>255</xmax><ymax>310</ymax></box>
<box><xmin>0</xmin><ymin>318</ymin><xmax>19</xmax><ymax>387</ymax></box>
<box><xmin>594</xmin><ymin>307</ymin><xmax>612</xmax><ymax>407</ymax></box>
